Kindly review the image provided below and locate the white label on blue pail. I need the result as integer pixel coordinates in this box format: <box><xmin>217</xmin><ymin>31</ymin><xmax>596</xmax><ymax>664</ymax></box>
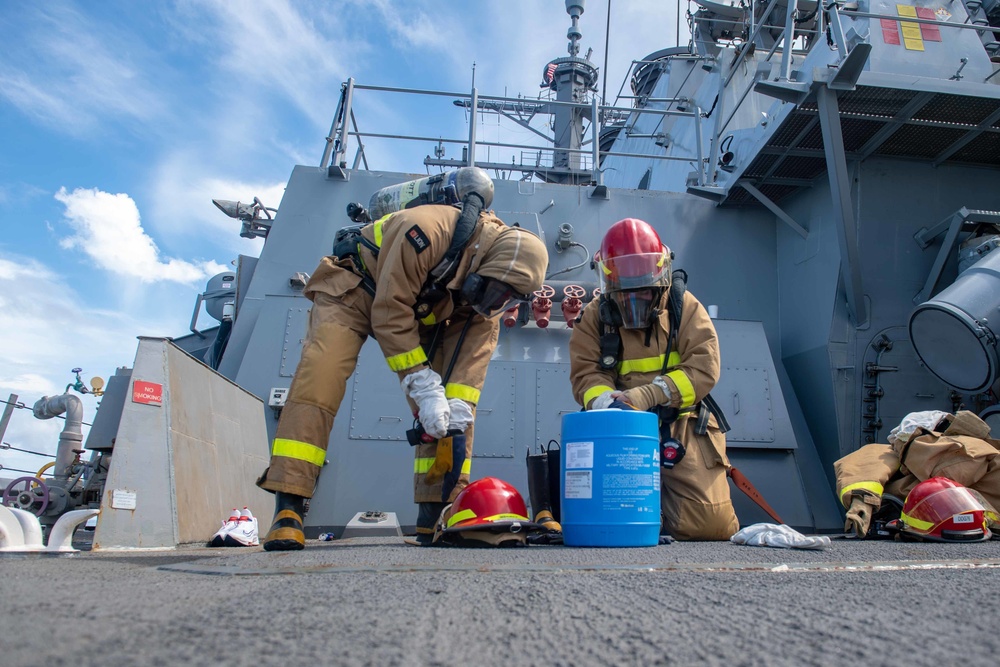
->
<box><xmin>565</xmin><ymin>470</ymin><xmax>593</xmax><ymax>499</ymax></box>
<box><xmin>565</xmin><ymin>441</ymin><xmax>594</xmax><ymax>469</ymax></box>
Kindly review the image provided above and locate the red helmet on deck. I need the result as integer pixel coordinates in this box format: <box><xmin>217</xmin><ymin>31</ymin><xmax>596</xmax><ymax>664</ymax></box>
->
<box><xmin>894</xmin><ymin>477</ymin><xmax>993</xmax><ymax>542</ymax></box>
<box><xmin>594</xmin><ymin>218</ymin><xmax>672</xmax><ymax>328</ymax></box>
<box><xmin>434</xmin><ymin>477</ymin><xmax>536</xmax><ymax>547</ymax></box>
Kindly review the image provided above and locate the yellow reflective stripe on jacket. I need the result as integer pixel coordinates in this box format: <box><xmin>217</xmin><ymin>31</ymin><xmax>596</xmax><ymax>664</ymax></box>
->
<box><xmin>618</xmin><ymin>354</ymin><xmax>665</xmax><ymax>375</ymax></box>
<box><xmin>839</xmin><ymin>481</ymin><xmax>885</xmax><ymax>507</ymax></box>
<box><xmin>373</xmin><ymin>214</ymin><xmax>390</xmax><ymax>248</ymax></box>
<box><xmin>900</xmin><ymin>511</ymin><xmax>934</xmax><ymax>531</ymax></box>
<box><xmin>420</xmin><ymin>313</ymin><xmax>437</xmax><ymax>325</ymax></box>
<box><xmin>414</xmin><ymin>457</ymin><xmax>472</xmax><ymax>475</ymax></box>
<box><xmin>445</xmin><ymin>383</ymin><xmax>480</xmax><ymax>404</ymax></box>
<box><xmin>386</xmin><ymin>347</ymin><xmax>428</xmax><ymax>372</ymax></box>
<box><xmin>616</xmin><ymin>351</ymin><xmax>680</xmax><ymax>375</ymax></box>
<box><xmin>271</xmin><ymin>438</ymin><xmax>326</xmax><ymax>467</ymax></box>
<box><xmin>666</xmin><ymin>369</ymin><xmax>696</xmax><ymax>407</ymax></box>
<box><xmin>583</xmin><ymin>384</ymin><xmax>616</xmax><ymax>408</ymax></box>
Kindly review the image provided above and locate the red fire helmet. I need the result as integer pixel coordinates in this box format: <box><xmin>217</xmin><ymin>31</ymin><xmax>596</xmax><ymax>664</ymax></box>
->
<box><xmin>594</xmin><ymin>218</ymin><xmax>672</xmax><ymax>328</ymax></box>
<box><xmin>595</xmin><ymin>218</ymin><xmax>671</xmax><ymax>291</ymax></box>
<box><xmin>442</xmin><ymin>477</ymin><xmax>531</xmax><ymax>533</ymax></box>
<box><xmin>897</xmin><ymin>477</ymin><xmax>993</xmax><ymax>542</ymax></box>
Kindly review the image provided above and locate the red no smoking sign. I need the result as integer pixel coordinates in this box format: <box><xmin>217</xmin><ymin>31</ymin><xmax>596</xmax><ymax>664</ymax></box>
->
<box><xmin>132</xmin><ymin>380</ymin><xmax>163</xmax><ymax>406</ymax></box>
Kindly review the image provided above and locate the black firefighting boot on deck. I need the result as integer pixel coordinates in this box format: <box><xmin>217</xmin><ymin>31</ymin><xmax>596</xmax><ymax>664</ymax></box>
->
<box><xmin>526</xmin><ymin>448</ymin><xmax>563</xmax><ymax>545</ymax></box>
<box><xmin>414</xmin><ymin>502</ymin><xmax>446</xmax><ymax>546</ymax></box>
<box><xmin>262</xmin><ymin>492</ymin><xmax>306</xmax><ymax>551</ymax></box>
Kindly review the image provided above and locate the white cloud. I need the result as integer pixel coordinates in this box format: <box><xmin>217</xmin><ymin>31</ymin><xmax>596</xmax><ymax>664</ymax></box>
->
<box><xmin>54</xmin><ymin>187</ymin><xmax>227</xmax><ymax>284</ymax></box>
<box><xmin>0</xmin><ymin>254</ymin><xmax>164</xmax><ymax>472</ymax></box>
<box><xmin>0</xmin><ymin>4</ymin><xmax>164</xmax><ymax>136</ymax></box>
<box><xmin>146</xmin><ymin>152</ymin><xmax>285</xmax><ymax>253</ymax></box>
<box><xmin>192</xmin><ymin>0</ymin><xmax>350</xmax><ymax>130</ymax></box>
<box><xmin>364</xmin><ymin>0</ymin><xmax>462</xmax><ymax>52</ymax></box>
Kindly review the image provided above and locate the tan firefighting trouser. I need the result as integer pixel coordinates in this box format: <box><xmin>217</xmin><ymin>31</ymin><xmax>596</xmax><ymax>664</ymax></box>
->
<box><xmin>661</xmin><ymin>413</ymin><xmax>739</xmax><ymax>540</ymax></box>
<box><xmin>256</xmin><ymin>289</ymin><xmax>474</xmax><ymax>503</ymax></box>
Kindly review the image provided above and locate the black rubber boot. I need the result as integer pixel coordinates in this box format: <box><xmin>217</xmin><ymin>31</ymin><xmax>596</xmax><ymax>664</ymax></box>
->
<box><xmin>526</xmin><ymin>448</ymin><xmax>562</xmax><ymax>539</ymax></box>
<box><xmin>414</xmin><ymin>502</ymin><xmax>446</xmax><ymax>546</ymax></box>
<box><xmin>262</xmin><ymin>492</ymin><xmax>307</xmax><ymax>551</ymax></box>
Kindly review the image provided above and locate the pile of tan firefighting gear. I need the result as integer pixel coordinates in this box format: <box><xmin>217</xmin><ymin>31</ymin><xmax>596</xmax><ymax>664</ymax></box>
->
<box><xmin>835</xmin><ymin>410</ymin><xmax>1000</xmax><ymax>541</ymax></box>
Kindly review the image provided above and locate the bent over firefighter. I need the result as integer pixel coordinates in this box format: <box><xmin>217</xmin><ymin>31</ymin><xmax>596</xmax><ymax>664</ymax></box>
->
<box><xmin>256</xmin><ymin>170</ymin><xmax>548</xmax><ymax>550</ymax></box>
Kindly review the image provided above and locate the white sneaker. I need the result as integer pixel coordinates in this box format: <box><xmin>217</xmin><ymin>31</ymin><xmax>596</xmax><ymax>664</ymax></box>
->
<box><xmin>224</xmin><ymin>507</ymin><xmax>259</xmax><ymax>547</ymax></box>
<box><xmin>209</xmin><ymin>509</ymin><xmax>241</xmax><ymax>547</ymax></box>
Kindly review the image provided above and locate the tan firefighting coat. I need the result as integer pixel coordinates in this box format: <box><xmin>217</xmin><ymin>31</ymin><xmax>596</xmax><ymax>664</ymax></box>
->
<box><xmin>259</xmin><ymin>205</ymin><xmax>544</xmax><ymax>503</ymax></box>
<box><xmin>835</xmin><ymin>411</ymin><xmax>1000</xmax><ymax>513</ymax></box>
<box><xmin>569</xmin><ymin>289</ymin><xmax>739</xmax><ymax>540</ymax></box>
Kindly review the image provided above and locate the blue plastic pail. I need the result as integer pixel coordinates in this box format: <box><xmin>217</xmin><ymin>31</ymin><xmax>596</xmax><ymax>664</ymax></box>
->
<box><xmin>560</xmin><ymin>410</ymin><xmax>661</xmax><ymax>547</ymax></box>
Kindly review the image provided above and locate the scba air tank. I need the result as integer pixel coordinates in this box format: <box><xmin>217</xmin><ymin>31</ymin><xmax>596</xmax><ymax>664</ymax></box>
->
<box><xmin>367</xmin><ymin>167</ymin><xmax>494</xmax><ymax>219</ymax></box>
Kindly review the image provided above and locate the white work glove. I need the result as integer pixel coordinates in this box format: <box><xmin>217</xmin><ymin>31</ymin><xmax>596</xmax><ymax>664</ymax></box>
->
<box><xmin>447</xmin><ymin>398</ymin><xmax>475</xmax><ymax>432</ymax></box>
<box><xmin>401</xmin><ymin>368</ymin><xmax>450</xmax><ymax>439</ymax></box>
<box><xmin>887</xmin><ymin>410</ymin><xmax>948</xmax><ymax>446</ymax></box>
<box><xmin>591</xmin><ymin>390</ymin><xmax>621</xmax><ymax>410</ymax></box>
<box><xmin>730</xmin><ymin>523</ymin><xmax>831</xmax><ymax>550</ymax></box>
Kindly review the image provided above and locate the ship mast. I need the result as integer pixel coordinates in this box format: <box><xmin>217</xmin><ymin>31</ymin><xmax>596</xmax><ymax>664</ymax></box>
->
<box><xmin>541</xmin><ymin>1</ymin><xmax>600</xmax><ymax>184</ymax></box>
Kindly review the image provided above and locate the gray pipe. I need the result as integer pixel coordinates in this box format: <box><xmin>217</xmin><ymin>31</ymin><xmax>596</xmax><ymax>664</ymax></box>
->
<box><xmin>32</xmin><ymin>394</ymin><xmax>84</xmax><ymax>479</ymax></box>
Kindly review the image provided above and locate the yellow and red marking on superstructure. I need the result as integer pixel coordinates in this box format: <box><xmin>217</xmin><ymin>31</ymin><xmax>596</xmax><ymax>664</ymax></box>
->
<box><xmin>881</xmin><ymin>4</ymin><xmax>944</xmax><ymax>51</ymax></box>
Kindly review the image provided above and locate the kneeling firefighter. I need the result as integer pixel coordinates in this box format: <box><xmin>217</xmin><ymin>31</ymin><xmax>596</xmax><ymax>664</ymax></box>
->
<box><xmin>256</xmin><ymin>167</ymin><xmax>548</xmax><ymax>550</ymax></box>
<box><xmin>568</xmin><ymin>218</ymin><xmax>739</xmax><ymax>540</ymax></box>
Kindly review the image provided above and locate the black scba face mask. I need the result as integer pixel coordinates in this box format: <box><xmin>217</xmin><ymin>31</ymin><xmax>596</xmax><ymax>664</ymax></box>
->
<box><xmin>460</xmin><ymin>273</ymin><xmax>527</xmax><ymax>318</ymax></box>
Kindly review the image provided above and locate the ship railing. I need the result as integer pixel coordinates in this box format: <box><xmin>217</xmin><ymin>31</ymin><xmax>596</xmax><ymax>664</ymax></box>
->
<box><xmin>698</xmin><ymin>1</ymin><xmax>1000</xmax><ymax>189</ymax></box>
<box><xmin>699</xmin><ymin>0</ymin><xmax>826</xmax><ymax>186</ymax></box>
<box><xmin>592</xmin><ymin>0</ymin><xmax>823</xmax><ymax>189</ymax></box>
<box><xmin>319</xmin><ymin>80</ymin><xmax>710</xmax><ymax>186</ymax></box>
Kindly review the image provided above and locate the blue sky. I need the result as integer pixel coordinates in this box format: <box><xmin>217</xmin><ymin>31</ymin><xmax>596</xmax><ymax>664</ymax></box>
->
<box><xmin>0</xmin><ymin>0</ymin><xmax>682</xmax><ymax>475</ymax></box>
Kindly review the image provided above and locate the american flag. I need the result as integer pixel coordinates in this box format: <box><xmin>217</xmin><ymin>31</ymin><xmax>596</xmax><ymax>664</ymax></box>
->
<box><xmin>541</xmin><ymin>62</ymin><xmax>557</xmax><ymax>86</ymax></box>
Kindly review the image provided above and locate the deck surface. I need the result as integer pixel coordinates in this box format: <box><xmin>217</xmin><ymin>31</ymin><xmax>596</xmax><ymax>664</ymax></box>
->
<box><xmin>4</xmin><ymin>535</ymin><xmax>1000</xmax><ymax>666</ymax></box>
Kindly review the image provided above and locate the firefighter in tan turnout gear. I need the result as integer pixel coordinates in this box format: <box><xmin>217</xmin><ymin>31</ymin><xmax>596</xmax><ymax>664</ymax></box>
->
<box><xmin>257</xmin><ymin>168</ymin><xmax>548</xmax><ymax>550</ymax></box>
<box><xmin>569</xmin><ymin>218</ymin><xmax>739</xmax><ymax>540</ymax></box>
